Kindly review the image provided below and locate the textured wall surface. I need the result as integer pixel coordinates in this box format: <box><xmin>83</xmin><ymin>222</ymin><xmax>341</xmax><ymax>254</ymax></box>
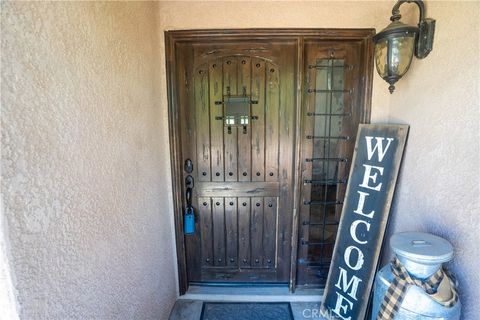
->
<box><xmin>1</xmin><ymin>2</ymin><xmax>176</xmax><ymax>319</ymax></box>
<box><xmin>384</xmin><ymin>2</ymin><xmax>480</xmax><ymax>319</ymax></box>
<box><xmin>0</xmin><ymin>206</ymin><xmax>19</xmax><ymax>320</ymax></box>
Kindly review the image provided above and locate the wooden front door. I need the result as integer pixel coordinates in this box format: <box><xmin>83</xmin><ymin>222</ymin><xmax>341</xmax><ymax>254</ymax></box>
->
<box><xmin>166</xmin><ymin>30</ymin><xmax>374</xmax><ymax>292</ymax></box>
<box><xmin>174</xmin><ymin>39</ymin><xmax>297</xmax><ymax>283</ymax></box>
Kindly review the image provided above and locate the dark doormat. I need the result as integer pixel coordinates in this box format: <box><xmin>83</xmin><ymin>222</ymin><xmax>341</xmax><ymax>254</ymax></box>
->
<box><xmin>201</xmin><ymin>302</ymin><xmax>293</xmax><ymax>320</ymax></box>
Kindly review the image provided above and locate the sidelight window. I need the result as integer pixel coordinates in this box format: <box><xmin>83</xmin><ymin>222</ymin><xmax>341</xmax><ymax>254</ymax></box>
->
<box><xmin>297</xmin><ymin>52</ymin><xmax>361</xmax><ymax>288</ymax></box>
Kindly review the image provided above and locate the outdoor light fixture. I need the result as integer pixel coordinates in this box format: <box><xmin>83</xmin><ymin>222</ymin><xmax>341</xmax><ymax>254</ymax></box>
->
<box><xmin>373</xmin><ymin>0</ymin><xmax>435</xmax><ymax>93</ymax></box>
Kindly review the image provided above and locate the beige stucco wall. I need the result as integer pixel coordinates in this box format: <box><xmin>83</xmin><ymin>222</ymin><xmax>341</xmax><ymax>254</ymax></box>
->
<box><xmin>1</xmin><ymin>2</ymin><xmax>177</xmax><ymax>319</ymax></box>
<box><xmin>384</xmin><ymin>2</ymin><xmax>480</xmax><ymax>319</ymax></box>
<box><xmin>0</xmin><ymin>202</ymin><xmax>19</xmax><ymax>320</ymax></box>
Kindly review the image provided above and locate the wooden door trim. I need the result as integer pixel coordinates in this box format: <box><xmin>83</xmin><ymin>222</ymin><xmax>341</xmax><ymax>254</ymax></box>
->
<box><xmin>165</xmin><ymin>29</ymin><xmax>374</xmax><ymax>295</ymax></box>
<box><xmin>165</xmin><ymin>28</ymin><xmax>374</xmax><ymax>40</ymax></box>
<box><xmin>165</xmin><ymin>32</ymin><xmax>188</xmax><ymax>294</ymax></box>
<box><xmin>290</xmin><ymin>35</ymin><xmax>305</xmax><ymax>292</ymax></box>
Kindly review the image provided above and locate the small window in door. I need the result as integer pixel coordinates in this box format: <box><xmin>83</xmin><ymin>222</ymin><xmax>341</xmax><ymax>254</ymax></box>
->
<box><xmin>224</xmin><ymin>95</ymin><xmax>251</xmax><ymax>126</ymax></box>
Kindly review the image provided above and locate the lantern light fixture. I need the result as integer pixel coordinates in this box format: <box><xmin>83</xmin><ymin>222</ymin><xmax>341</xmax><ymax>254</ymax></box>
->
<box><xmin>373</xmin><ymin>0</ymin><xmax>436</xmax><ymax>93</ymax></box>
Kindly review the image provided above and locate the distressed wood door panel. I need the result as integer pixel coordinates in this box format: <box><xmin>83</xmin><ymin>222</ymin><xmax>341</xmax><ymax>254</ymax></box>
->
<box><xmin>177</xmin><ymin>40</ymin><xmax>297</xmax><ymax>283</ymax></box>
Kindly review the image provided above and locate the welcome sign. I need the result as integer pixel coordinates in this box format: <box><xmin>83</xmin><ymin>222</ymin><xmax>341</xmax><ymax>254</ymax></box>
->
<box><xmin>321</xmin><ymin>124</ymin><xmax>409</xmax><ymax>320</ymax></box>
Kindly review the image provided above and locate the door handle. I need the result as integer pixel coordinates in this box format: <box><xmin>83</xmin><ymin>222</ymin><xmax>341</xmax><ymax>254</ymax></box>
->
<box><xmin>186</xmin><ymin>187</ymin><xmax>192</xmax><ymax>207</ymax></box>
<box><xmin>185</xmin><ymin>175</ymin><xmax>194</xmax><ymax>207</ymax></box>
<box><xmin>185</xmin><ymin>175</ymin><xmax>194</xmax><ymax>189</ymax></box>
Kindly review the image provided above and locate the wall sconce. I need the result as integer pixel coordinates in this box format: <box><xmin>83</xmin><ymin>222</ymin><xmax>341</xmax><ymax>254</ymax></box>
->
<box><xmin>373</xmin><ymin>0</ymin><xmax>436</xmax><ymax>93</ymax></box>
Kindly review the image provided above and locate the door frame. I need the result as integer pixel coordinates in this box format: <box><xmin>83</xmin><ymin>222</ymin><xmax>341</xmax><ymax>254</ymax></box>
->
<box><xmin>165</xmin><ymin>29</ymin><xmax>375</xmax><ymax>295</ymax></box>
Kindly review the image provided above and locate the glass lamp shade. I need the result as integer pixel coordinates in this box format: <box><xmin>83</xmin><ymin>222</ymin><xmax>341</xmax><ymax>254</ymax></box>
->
<box><xmin>374</xmin><ymin>20</ymin><xmax>418</xmax><ymax>93</ymax></box>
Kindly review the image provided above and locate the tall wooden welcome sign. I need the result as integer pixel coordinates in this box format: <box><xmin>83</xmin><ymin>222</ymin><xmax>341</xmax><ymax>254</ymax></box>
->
<box><xmin>321</xmin><ymin>124</ymin><xmax>409</xmax><ymax>320</ymax></box>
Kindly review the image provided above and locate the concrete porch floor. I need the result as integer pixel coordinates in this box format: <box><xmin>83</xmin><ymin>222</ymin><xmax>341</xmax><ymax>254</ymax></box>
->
<box><xmin>169</xmin><ymin>286</ymin><xmax>326</xmax><ymax>320</ymax></box>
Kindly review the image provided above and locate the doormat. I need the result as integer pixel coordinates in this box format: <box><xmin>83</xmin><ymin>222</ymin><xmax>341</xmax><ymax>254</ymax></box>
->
<box><xmin>201</xmin><ymin>302</ymin><xmax>293</xmax><ymax>320</ymax></box>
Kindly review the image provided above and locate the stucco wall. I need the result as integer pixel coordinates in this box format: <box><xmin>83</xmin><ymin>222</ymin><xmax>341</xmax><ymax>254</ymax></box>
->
<box><xmin>1</xmin><ymin>2</ymin><xmax>176</xmax><ymax>319</ymax></box>
<box><xmin>384</xmin><ymin>2</ymin><xmax>480</xmax><ymax>319</ymax></box>
<box><xmin>0</xmin><ymin>202</ymin><xmax>19</xmax><ymax>320</ymax></box>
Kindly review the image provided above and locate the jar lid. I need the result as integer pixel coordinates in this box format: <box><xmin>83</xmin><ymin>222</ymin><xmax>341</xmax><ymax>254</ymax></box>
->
<box><xmin>390</xmin><ymin>232</ymin><xmax>454</xmax><ymax>265</ymax></box>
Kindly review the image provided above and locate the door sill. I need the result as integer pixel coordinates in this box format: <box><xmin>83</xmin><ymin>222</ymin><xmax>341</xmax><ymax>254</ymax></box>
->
<box><xmin>179</xmin><ymin>285</ymin><xmax>324</xmax><ymax>302</ymax></box>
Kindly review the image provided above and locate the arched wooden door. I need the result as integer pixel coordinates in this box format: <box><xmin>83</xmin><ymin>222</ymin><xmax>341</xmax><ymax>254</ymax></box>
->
<box><xmin>166</xmin><ymin>30</ymin><xmax>374</xmax><ymax>293</ymax></box>
<box><xmin>174</xmin><ymin>40</ymin><xmax>297</xmax><ymax>283</ymax></box>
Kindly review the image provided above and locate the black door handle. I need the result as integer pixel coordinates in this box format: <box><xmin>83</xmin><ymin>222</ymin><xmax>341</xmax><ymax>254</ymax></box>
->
<box><xmin>184</xmin><ymin>164</ymin><xmax>194</xmax><ymax>208</ymax></box>
<box><xmin>186</xmin><ymin>187</ymin><xmax>192</xmax><ymax>207</ymax></box>
<box><xmin>185</xmin><ymin>175</ymin><xmax>194</xmax><ymax>189</ymax></box>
